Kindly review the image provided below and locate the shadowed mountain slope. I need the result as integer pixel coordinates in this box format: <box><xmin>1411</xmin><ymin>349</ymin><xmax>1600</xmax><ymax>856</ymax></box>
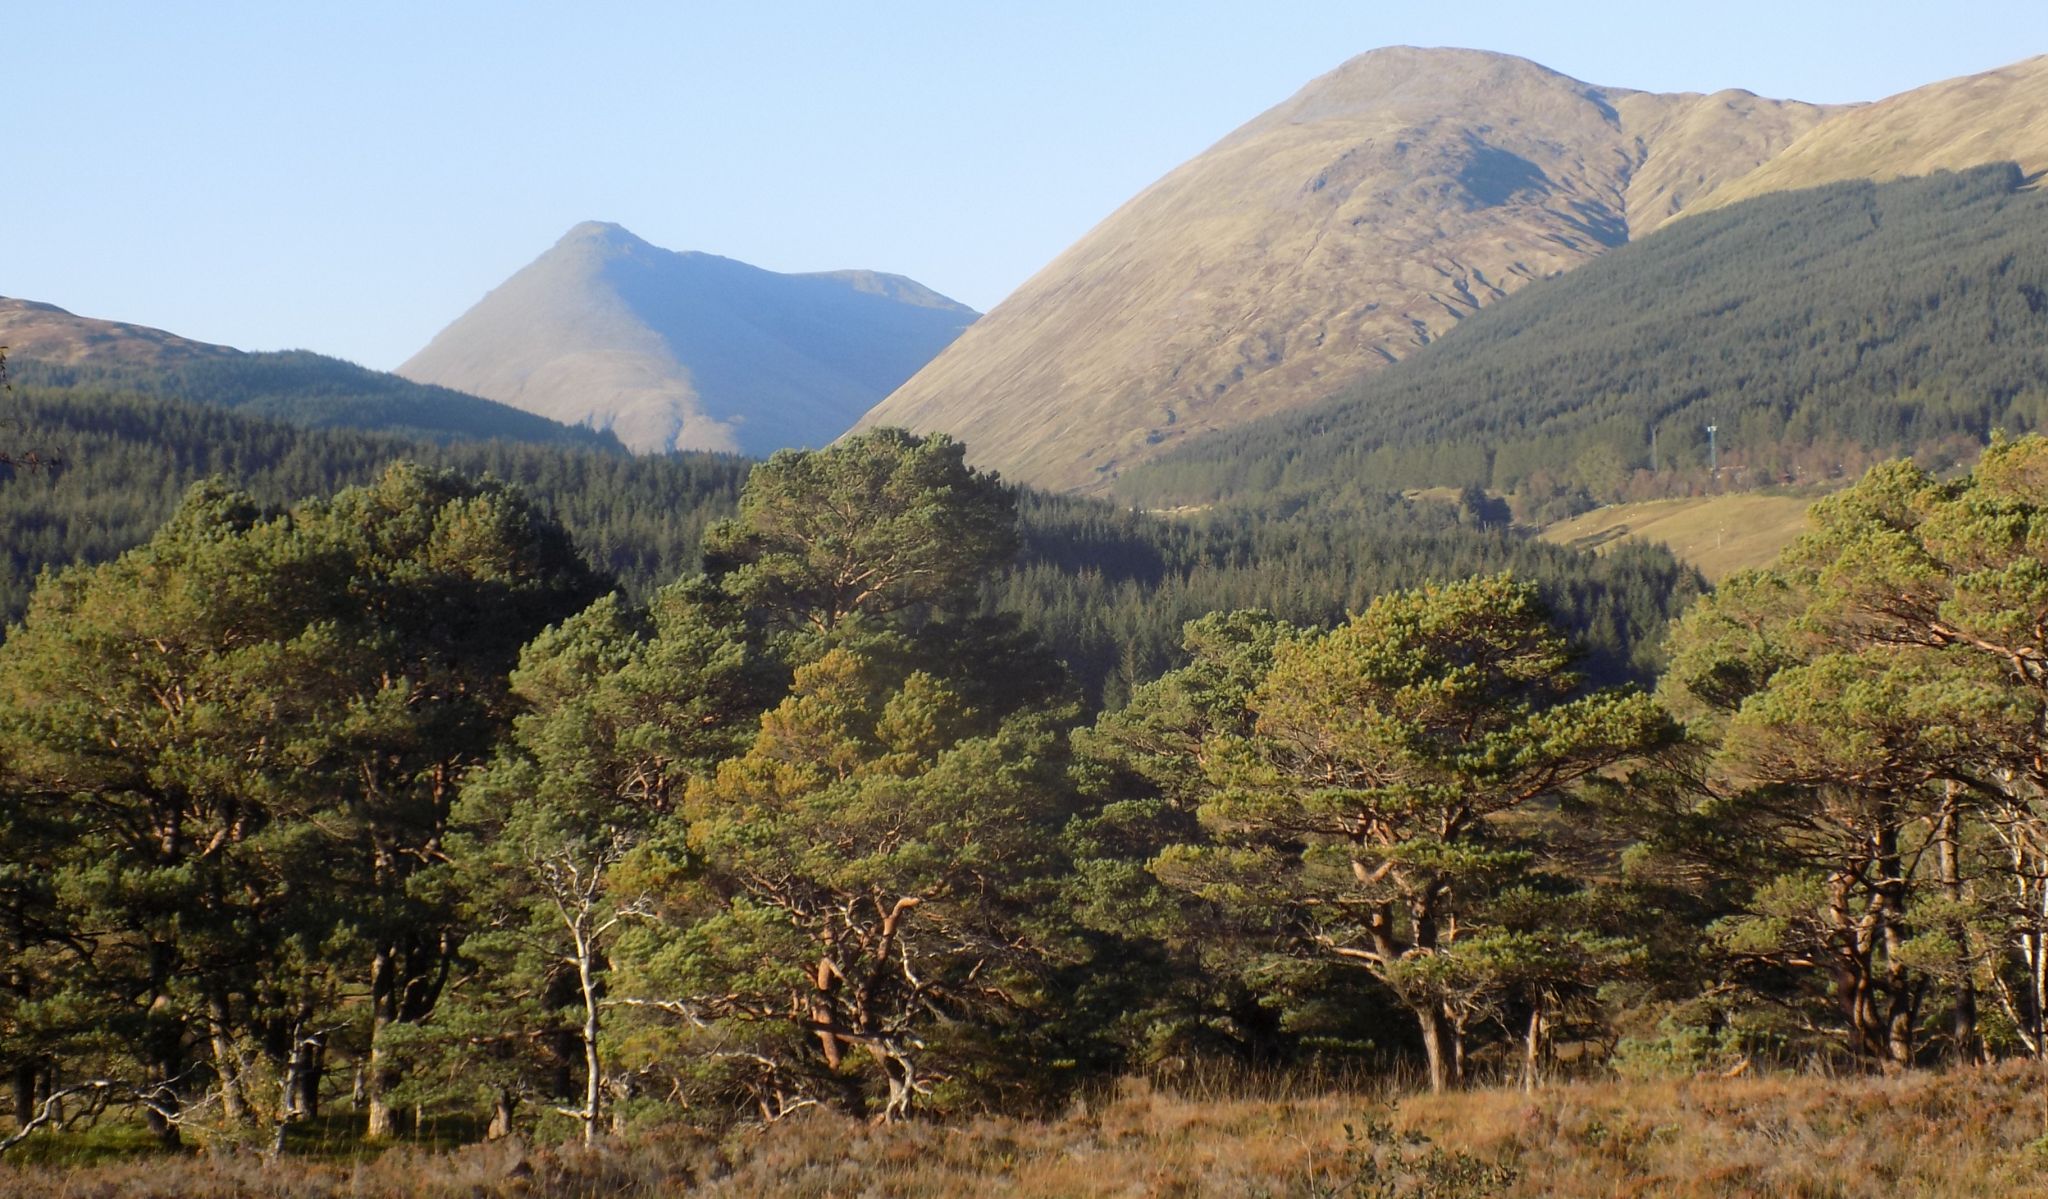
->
<box><xmin>854</xmin><ymin>47</ymin><xmax>1831</xmax><ymax>491</ymax></box>
<box><xmin>398</xmin><ymin>223</ymin><xmax>977</xmax><ymax>456</ymax></box>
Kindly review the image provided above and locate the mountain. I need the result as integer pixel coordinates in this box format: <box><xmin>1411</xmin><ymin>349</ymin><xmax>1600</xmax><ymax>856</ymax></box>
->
<box><xmin>1687</xmin><ymin>54</ymin><xmax>2048</xmax><ymax>215</ymax></box>
<box><xmin>397</xmin><ymin>223</ymin><xmax>978</xmax><ymax>457</ymax></box>
<box><xmin>854</xmin><ymin>47</ymin><xmax>1832</xmax><ymax>491</ymax></box>
<box><xmin>0</xmin><ymin>297</ymin><xmax>616</xmax><ymax>448</ymax></box>
<box><xmin>0</xmin><ymin>296</ymin><xmax>236</xmax><ymax>367</ymax></box>
<box><xmin>1121</xmin><ymin>165</ymin><xmax>2048</xmax><ymax>513</ymax></box>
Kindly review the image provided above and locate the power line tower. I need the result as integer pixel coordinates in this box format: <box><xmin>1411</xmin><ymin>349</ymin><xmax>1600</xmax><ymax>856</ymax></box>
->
<box><xmin>1706</xmin><ymin>424</ymin><xmax>1719</xmax><ymax>475</ymax></box>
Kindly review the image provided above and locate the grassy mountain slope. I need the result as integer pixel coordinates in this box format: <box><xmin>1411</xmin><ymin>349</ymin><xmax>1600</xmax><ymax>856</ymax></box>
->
<box><xmin>855</xmin><ymin>47</ymin><xmax>1830</xmax><ymax>491</ymax></box>
<box><xmin>399</xmin><ymin>222</ymin><xmax>977</xmax><ymax>456</ymax></box>
<box><xmin>1692</xmin><ymin>54</ymin><xmax>2048</xmax><ymax>214</ymax></box>
<box><xmin>1121</xmin><ymin>164</ymin><xmax>2048</xmax><ymax>510</ymax></box>
<box><xmin>0</xmin><ymin>297</ymin><xmax>617</xmax><ymax>448</ymax></box>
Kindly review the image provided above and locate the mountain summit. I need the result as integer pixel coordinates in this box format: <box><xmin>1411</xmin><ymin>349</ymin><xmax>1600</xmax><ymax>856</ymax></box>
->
<box><xmin>854</xmin><ymin>47</ymin><xmax>1835</xmax><ymax>490</ymax></box>
<box><xmin>398</xmin><ymin>224</ymin><xmax>976</xmax><ymax>456</ymax></box>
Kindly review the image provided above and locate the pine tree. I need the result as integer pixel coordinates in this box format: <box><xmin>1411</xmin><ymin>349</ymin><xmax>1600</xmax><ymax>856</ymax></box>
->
<box><xmin>1153</xmin><ymin>575</ymin><xmax>1673</xmax><ymax>1091</ymax></box>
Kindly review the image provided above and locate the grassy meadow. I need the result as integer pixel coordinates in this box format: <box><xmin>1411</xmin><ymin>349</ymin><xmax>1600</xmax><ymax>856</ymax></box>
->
<box><xmin>1540</xmin><ymin>491</ymin><xmax>1818</xmax><ymax>581</ymax></box>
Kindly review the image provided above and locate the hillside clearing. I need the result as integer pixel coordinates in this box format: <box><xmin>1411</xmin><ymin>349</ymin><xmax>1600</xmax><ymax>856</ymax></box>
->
<box><xmin>1541</xmin><ymin>492</ymin><xmax>1818</xmax><ymax>581</ymax></box>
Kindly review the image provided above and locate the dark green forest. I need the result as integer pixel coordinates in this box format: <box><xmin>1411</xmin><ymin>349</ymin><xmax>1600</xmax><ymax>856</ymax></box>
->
<box><xmin>6</xmin><ymin>351</ymin><xmax>620</xmax><ymax>449</ymax></box>
<box><xmin>0</xmin><ymin>384</ymin><xmax>1697</xmax><ymax>700</ymax></box>
<box><xmin>8</xmin><ymin>428</ymin><xmax>2048</xmax><ymax>1160</ymax></box>
<box><xmin>1001</xmin><ymin>490</ymin><xmax>1696</xmax><ymax>700</ymax></box>
<box><xmin>0</xmin><ymin>383</ymin><xmax>744</xmax><ymax>622</ymax></box>
<box><xmin>1123</xmin><ymin>164</ymin><xmax>2048</xmax><ymax>518</ymax></box>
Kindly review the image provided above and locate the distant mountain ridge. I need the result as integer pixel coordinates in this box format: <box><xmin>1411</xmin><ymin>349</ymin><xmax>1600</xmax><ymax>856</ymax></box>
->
<box><xmin>398</xmin><ymin>223</ymin><xmax>977</xmax><ymax>457</ymax></box>
<box><xmin>0</xmin><ymin>296</ymin><xmax>235</xmax><ymax>366</ymax></box>
<box><xmin>1687</xmin><ymin>53</ymin><xmax>2048</xmax><ymax>214</ymax></box>
<box><xmin>0</xmin><ymin>296</ymin><xmax>615</xmax><ymax>448</ymax></box>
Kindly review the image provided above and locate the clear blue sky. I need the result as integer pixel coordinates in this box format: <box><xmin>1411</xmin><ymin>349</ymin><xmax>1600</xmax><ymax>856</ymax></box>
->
<box><xmin>9</xmin><ymin>1</ymin><xmax>2046</xmax><ymax>370</ymax></box>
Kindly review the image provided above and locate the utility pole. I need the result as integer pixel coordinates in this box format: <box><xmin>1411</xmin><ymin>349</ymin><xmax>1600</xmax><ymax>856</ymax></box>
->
<box><xmin>1706</xmin><ymin>424</ymin><xmax>1719</xmax><ymax>475</ymax></box>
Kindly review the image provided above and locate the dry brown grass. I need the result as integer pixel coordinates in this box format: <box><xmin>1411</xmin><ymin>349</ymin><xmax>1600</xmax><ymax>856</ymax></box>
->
<box><xmin>5</xmin><ymin>1063</ymin><xmax>2045</xmax><ymax>1197</ymax></box>
<box><xmin>1686</xmin><ymin>54</ymin><xmax>2048</xmax><ymax>218</ymax></box>
<box><xmin>1541</xmin><ymin>492</ymin><xmax>1818</xmax><ymax>582</ymax></box>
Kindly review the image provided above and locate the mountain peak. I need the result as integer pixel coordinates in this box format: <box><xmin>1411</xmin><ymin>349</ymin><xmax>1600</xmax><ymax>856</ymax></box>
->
<box><xmin>554</xmin><ymin>220</ymin><xmax>654</xmax><ymax>253</ymax></box>
<box><xmin>857</xmin><ymin>48</ymin><xmax>1833</xmax><ymax>491</ymax></box>
<box><xmin>1239</xmin><ymin>46</ymin><xmax>1599</xmax><ymax>133</ymax></box>
<box><xmin>1330</xmin><ymin>45</ymin><xmax>1575</xmax><ymax>79</ymax></box>
<box><xmin>399</xmin><ymin>231</ymin><xmax>977</xmax><ymax>456</ymax></box>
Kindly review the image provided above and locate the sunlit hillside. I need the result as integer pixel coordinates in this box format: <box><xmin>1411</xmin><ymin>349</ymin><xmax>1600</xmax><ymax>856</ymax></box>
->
<box><xmin>1541</xmin><ymin>492</ymin><xmax>1819</xmax><ymax>582</ymax></box>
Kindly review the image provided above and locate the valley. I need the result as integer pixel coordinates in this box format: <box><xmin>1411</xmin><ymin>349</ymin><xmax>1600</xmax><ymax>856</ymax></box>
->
<box><xmin>9</xmin><ymin>29</ymin><xmax>2048</xmax><ymax>1198</ymax></box>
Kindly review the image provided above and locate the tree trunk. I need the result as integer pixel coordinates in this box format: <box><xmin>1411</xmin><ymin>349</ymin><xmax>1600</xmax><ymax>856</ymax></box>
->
<box><xmin>207</xmin><ymin>993</ymin><xmax>250</xmax><ymax>1123</ymax></box>
<box><xmin>143</xmin><ymin>1102</ymin><xmax>180</xmax><ymax>1150</ymax></box>
<box><xmin>277</xmin><ymin>1023</ymin><xmax>322</xmax><ymax>1135</ymax></box>
<box><xmin>296</xmin><ymin>1035</ymin><xmax>324</xmax><ymax>1120</ymax></box>
<box><xmin>1521</xmin><ymin>1003</ymin><xmax>1545</xmax><ymax>1093</ymax></box>
<box><xmin>1842</xmin><ymin>961</ymin><xmax>1876</xmax><ymax>1059</ymax></box>
<box><xmin>269</xmin><ymin>1044</ymin><xmax>303</xmax><ymax>1159</ymax></box>
<box><xmin>365</xmin><ymin>947</ymin><xmax>400</xmax><ymax>1140</ymax></box>
<box><xmin>866</xmin><ymin>1039</ymin><xmax>919</xmax><ymax>1123</ymax></box>
<box><xmin>11</xmin><ymin>1061</ymin><xmax>35</xmax><ymax>1130</ymax></box>
<box><xmin>812</xmin><ymin>956</ymin><xmax>843</xmax><ymax>1069</ymax></box>
<box><xmin>2025</xmin><ymin>859</ymin><xmax>2048</xmax><ymax>1058</ymax></box>
<box><xmin>1404</xmin><ymin>896</ymin><xmax>1459</xmax><ymax>1092</ymax></box>
<box><xmin>1884</xmin><ymin>986</ymin><xmax>1916</xmax><ymax>1072</ymax></box>
<box><xmin>487</xmin><ymin>1090</ymin><xmax>517</xmax><ymax>1141</ymax></box>
<box><xmin>576</xmin><ymin>944</ymin><xmax>602</xmax><ymax>1146</ymax></box>
<box><xmin>2037</xmin><ymin>884</ymin><xmax>2048</xmax><ymax>1059</ymax></box>
<box><xmin>1877</xmin><ymin>821</ymin><xmax>1914</xmax><ymax>1072</ymax></box>
<box><xmin>1828</xmin><ymin>863</ymin><xmax>1875</xmax><ymax>1060</ymax></box>
<box><xmin>1936</xmin><ymin>792</ymin><xmax>1981</xmax><ymax>1064</ymax></box>
<box><xmin>144</xmin><ymin>1055</ymin><xmax>182</xmax><ymax>1150</ymax></box>
<box><xmin>1415</xmin><ymin>1004</ymin><xmax>1458</xmax><ymax>1093</ymax></box>
<box><xmin>364</xmin><ymin>1043</ymin><xmax>397</xmax><ymax>1138</ymax></box>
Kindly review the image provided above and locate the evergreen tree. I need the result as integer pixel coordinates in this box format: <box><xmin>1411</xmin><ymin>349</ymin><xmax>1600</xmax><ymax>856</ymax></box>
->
<box><xmin>1660</xmin><ymin>435</ymin><xmax>2048</xmax><ymax>1065</ymax></box>
<box><xmin>606</xmin><ymin>432</ymin><xmax>1078</xmax><ymax>1120</ymax></box>
<box><xmin>0</xmin><ymin>465</ymin><xmax>600</xmax><ymax>1143</ymax></box>
<box><xmin>702</xmin><ymin>428</ymin><xmax>1018</xmax><ymax>635</ymax></box>
<box><xmin>614</xmin><ymin>646</ymin><xmax>1075</xmax><ymax>1120</ymax></box>
<box><xmin>1152</xmin><ymin>575</ymin><xmax>1673</xmax><ymax>1091</ymax></box>
<box><xmin>419</xmin><ymin>584</ymin><xmax>779</xmax><ymax>1141</ymax></box>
